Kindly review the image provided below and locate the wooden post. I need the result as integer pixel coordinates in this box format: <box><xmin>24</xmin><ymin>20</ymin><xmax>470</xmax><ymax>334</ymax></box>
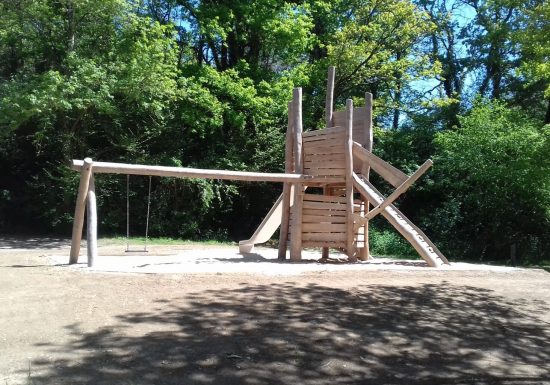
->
<box><xmin>69</xmin><ymin>157</ymin><xmax>93</xmax><ymax>264</ymax></box>
<box><xmin>364</xmin><ymin>92</ymin><xmax>373</xmax><ymax>152</ymax></box>
<box><xmin>278</xmin><ymin>101</ymin><xmax>294</xmax><ymax>260</ymax></box>
<box><xmin>322</xmin><ymin>66</ymin><xmax>336</xmax><ymax>259</ymax></box>
<box><xmin>344</xmin><ymin>99</ymin><xmax>356</xmax><ymax>262</ymax></box>
<box><xmin>86</xmin><ymin>174</ymin><xmax>97</xmax><ymax>267</ymax></box>
<box><xmin>290</xmin><ymin>88</ymin><xmax>303</xmax><ymax>262</ymax></box>
<box><xmin>360</xmin><ymin>92</ymin><xmax>374</xmax><ymax>261</ymax></box>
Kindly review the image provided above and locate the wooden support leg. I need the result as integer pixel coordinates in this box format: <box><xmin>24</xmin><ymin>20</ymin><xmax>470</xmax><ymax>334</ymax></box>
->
<box><xmin>289</xmin><ymin>185</ymin><xmax>303</xmax><ymax>262</ymax></box>
<box><xmin>289</xmin><ymin>88</ymin><xmax>303</xmax><ymax>262</ymax></box>
<box><xmin>360</xmin><ymin>92</ymin><xmax>374</xmax><ymax>261</ymax></box>
<box><xmin>322</xmin><ymin>67</ymin><xmax>335</xmax><ymax>259</ymax></box>
<box><xmin>278</xmin><ymin>101</ymin><xmax>295</xmax><ymax>260</ymax></box>
<box><xmin>86</xmin><ymin>174</ymin><xmax>97</xmax><ymax>267</ymax></box>
<box><xmin>359</xmin><ymin>200</ymin><xmax>371</xmax><ymax>261</ymax></box>
<box><xmin>360</xmin><ymin>226</ymin><xmax>371</xmax><ymax>260</ymax></box>
<box><xmin>344</xmin><ymin>100</ymin><xmax>356</xmax><ymax>262</ymax></box>
<box><xmin>321</xmin><ymin>185</ymin><xmax>330</xmax><ymax>259</ymax></box>
<box><xmin>69</xmin><ymin>157</ymin><xmax>93</xmax><ymax>264</ymax></box>
<box><xmin>278</xmin><ymin>182</ymin><xmax>291</xmax><ymax>260</ymax></box>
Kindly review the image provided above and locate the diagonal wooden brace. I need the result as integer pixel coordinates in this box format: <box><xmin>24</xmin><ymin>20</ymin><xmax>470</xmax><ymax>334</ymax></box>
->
<box><xmin>352</xmin><ymin>172</ymin><xmax>448</xmax><ymax>267</ymax></box>
<box><xmin>364</xmin><ymin>159</ymin><xmax>433</xmax><ymax>221</ymax></box>
<box><xmin>352</xmin><ymin>142</ymin><xmax>408</xmax><ymax>187</ymax></box>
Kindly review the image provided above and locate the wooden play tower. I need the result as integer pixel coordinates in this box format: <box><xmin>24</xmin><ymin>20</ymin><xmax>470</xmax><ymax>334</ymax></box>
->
<box><xmin>69</xmin><ymin>67</ymin><xmax>448</xmax><ymax>267</ymax></box>
<box><xmin>239</xmin><ymin>67</ymin><xmax>448</xmax><ymax>266</ymax></box>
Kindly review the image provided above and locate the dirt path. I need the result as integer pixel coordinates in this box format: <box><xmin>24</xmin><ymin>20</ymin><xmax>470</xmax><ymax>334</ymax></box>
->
<box><xmin>1</xmin><ymin>239</ymin><xmax>549</xmax><ymax>384</ymax></box>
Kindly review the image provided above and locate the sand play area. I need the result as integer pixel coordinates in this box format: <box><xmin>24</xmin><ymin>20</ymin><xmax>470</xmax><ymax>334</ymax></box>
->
<box><xmin>45</xmin><ymin>241</ymin><xmax>521</xmax><ymax>275</ymax></box>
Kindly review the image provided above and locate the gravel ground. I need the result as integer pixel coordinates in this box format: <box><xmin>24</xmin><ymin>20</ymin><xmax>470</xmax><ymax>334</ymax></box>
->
<box><xmin>1</xmin><ymin>237</ymin><xmax>549</xmax><ymax>384</ymax></box>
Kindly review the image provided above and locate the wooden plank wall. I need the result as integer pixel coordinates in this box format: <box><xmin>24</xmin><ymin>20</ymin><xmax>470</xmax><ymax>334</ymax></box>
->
<box><xmin>301</xmin><ymin>194</ymin><xmax>347</xmax><ymax>248</ymax></box>
<box><xmin>295</xmin><ymin>194</ymin><xmax>365</xmax><ymax>249</ymax></box>
<box><xmin>333</xmin><ymin>107</ymin><xmax>369</xmax><ymax>147</ymax></box>
<box><xmin>302</xmin><ymin>126</ymin><xmax>346</xmax><ymax>181</ymax></box>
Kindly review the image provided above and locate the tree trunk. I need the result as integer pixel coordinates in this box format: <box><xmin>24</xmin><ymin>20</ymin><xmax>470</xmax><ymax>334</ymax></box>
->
<box><xmin>392</xmin><ymin>52</ymin><xmax>402</xmax><ymax>130</ymax></box>
<box><xmin>67</xmin><ymin>1</ymin><xmax>75</xmax><ymax>53</ymax></box>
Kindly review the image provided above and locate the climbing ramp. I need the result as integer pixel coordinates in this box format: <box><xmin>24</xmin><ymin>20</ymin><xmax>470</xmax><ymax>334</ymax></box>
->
<box><xmin>352</xmin><ymin>173</ymin><xmax>448</xmax><ymax>267</ymax></box>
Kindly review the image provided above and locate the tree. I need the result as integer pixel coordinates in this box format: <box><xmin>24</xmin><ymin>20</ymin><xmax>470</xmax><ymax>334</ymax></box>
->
<box><xmin>414</xmin><ymin>0</ymin><xmax>469</xmax><ymax>128</ymax></box>
<box><xmin>462</xmin><ymin>0</ymin><xmax>523</xmax><ymax>99</ymax></box>
<box><xmin>178</xmin><ymin>0</ymin><xmax>313</xmax><ymax>75</ymax></box>
<box><xmin>325</xmin><ymin>0</ymin><xmax>438</xmax><ymax>119</ymax></box>
<box><xmin>0</xmin><ymin>1</ymin><xmax>181</xmax><ymax>232</ymax></box>
<box><xmin>515</xmin><ymin>0</ymin><xmax>550</xmax><ymax>123</ymax></box>
<box><xmin>432</xmin><ymin>99</ymin><xmax>550</xmax><ymax>262</ymax></box>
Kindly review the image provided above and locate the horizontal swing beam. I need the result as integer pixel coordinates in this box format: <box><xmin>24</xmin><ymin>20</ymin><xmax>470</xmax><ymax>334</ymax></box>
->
<box><xmin>71</xmin><ymin>159</ymin><xmax>328</xmax><ymax>183</ymax></box>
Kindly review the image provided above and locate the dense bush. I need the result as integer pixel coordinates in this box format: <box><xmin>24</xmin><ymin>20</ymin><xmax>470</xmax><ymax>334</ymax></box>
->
<box><xmin>431</xmin><ymin>100</ymin><xmax>550</xmax><ymax>263</ymax></box>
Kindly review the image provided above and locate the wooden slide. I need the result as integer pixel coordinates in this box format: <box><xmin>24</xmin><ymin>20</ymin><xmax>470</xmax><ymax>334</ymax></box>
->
<box><xmin>239</xmin><ymin>194</ymin><xmax>283</xmax><ymax>253</ymax></box>
<box><xmin>353</xmin><ymin>173</ymin><xmax>449</xmax><ymax>267</ymax></box>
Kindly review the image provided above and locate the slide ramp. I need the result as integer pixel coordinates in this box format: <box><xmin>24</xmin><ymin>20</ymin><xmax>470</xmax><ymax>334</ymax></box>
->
<box><xmin>353</xmin><ymin>173</ymin><xmax>449</xmax><ymax>267</ymax></box>
<box><xmin>239</xmin><ymin>194</ymin><xmax>283</xmax><ymax>253</ymax></box>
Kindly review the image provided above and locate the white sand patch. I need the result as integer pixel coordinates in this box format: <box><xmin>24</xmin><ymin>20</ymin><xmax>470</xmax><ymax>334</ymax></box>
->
<box><xmin>46</xmin><ymin>245</ymin><xmax>524</xmax><ymax>276</ymax></box>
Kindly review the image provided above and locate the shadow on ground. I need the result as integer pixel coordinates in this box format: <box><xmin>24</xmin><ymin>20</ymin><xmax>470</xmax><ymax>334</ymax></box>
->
<box><xmin>214</xmin><ymin>252</ymin><xmax>322</xmax><ymax>264</ymax></box>
<box><xmin>0</xmin><ymin>237</ymin><xmax>71</xmax><ymax>250</ymax></box>
<box><xmin>30</xmin><ymin>283</ymin><xmax>550</xmax><ymax>384</ymax></box>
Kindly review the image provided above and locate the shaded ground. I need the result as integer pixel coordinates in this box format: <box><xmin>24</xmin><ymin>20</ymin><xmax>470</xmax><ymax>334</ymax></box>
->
<box><xmin>1</xmin><ymin>238</ymin><xmax>549</xmax><ymax>384</ymax></box>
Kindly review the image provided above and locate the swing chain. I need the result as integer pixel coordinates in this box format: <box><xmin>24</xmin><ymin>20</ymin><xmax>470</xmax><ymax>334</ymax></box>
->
<box><xmin>144</xmin><ymin>175</ymin><xmax>152</xmax><ymax>252</ymax></box>
<box><xmin>126</xmin><ymin>175</ymin><xmax>130</xmax><ymax>252</ymax></box>
<box><xmin>126</xmin><ymin>174</ymin><xmax>153</xmax><ymax>253</ymax></box>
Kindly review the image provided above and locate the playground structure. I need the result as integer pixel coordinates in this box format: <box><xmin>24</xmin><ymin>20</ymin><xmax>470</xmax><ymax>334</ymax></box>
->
<box><xmin>69</xmin><ymin>67</ymin><xmax>449</xmax><ymax>267</ymax></box>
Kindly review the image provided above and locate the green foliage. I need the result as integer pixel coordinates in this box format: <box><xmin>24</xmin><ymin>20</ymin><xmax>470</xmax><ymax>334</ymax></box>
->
<box><xmin>325</xmin><ymin>0</ymin><xmax>437</xmax><ymax>97</ymax></box>
<box><xmin>516</xmin><ymin>0</ymin><xmax>550</xmax><ymax>98</ymax></box>
<box><xmin>369</xmin><ymin>225</ymin><xmax>417</xmax><ymax>258</ymax></box>
<box><xmin>432</xmin><ymin>99</ymin><xmax>550</xmax><ymax>262</ymax></box>
<box><xmin>299</xmin><ymin>0</ymin><xmax>442</xmax><ymax>129</ymax></box>
<box><xmin>181</xmin><ymin>0</ymin><xmax>314</xmax><ymax>75</ymax></box>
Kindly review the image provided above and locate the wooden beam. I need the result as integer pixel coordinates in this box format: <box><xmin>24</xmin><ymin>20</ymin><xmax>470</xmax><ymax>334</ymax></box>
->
<box><xmin>323</xmin><ymin>67</ymin><xmax>335</xmax><ymax>260</ymax></box>
<box><xmin>71</xmin><ymin>160</ymin><xmax>317</xmax><ymax>183</ymax></box>
<box><xmin>69</xmin><ymin>157</ymin><xmax>93</xmax><ymax>264</ymax></box>
<box><xmin>360</xmin><ymin>92</ymin><xmax>374</xmax><ymax>261</ymax></box>
<box><xmin>290</xmin><ymin>87</ymin><xmax>304</xmax><ymax>262</ymax></box>
<box><xmin>278</xmin><ymin>101</ymin><xmax>294</xmax><ymax>260</ymax></box>
<box><xmin>364</xmin><ymin>92</ymin><xmax>373</xmax><ymax>152</ymax></box>
<box><xmin>86</xmin><ymin>174</ymin><xmax>97</xmax><ymax>267</ymax></box>
<box><xmin>352</xmin><ymin>142</ymin><xmax>408</xmax><ymax>187</ymax></box>
<box><xmin>344</xmin><ymin>99</ymin><xmax>356</xmax><ymax>262</ymax></box>
<box><xmin>365</xmin><ymin>159</ymin><xmax>433</xmax><ymax>220</ymax></box>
